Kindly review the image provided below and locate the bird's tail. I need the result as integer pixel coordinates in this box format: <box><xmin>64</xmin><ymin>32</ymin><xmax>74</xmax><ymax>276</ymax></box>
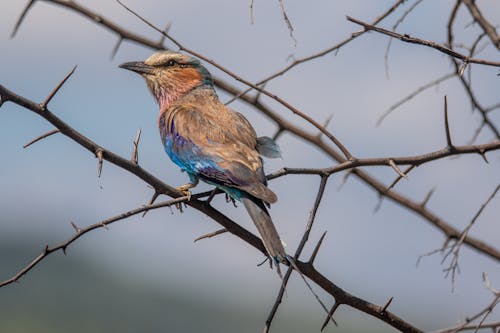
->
<box><xmin>242</xmin><ymin>197</ymin><xmax>286</xmax><ymax>265</ymax></box>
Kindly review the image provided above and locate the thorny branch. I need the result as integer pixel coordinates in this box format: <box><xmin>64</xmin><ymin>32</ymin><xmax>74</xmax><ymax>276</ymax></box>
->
<box><xmin>347</xmin><ymin>16</ymin><xmax>500</xmax><ymax>68</ymax></box>
<box><xmin>12</xmin><ymin>0</ymin><xmax>487</xmax><ymax>267</ymax></box>
<box><xmin>3</xmin><ymin>1</ymin><xmax>500</xmax><ymax>332</ymax></box>
<box><xmin>0</xmin><ymin>81</ymin><xmax>424</xmax><ymax>333</ymax></box>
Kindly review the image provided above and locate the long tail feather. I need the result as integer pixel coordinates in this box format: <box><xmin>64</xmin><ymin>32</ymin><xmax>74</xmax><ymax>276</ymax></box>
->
<box><xmin>242</xmin><ymin>197</ymin><xmax>286</xmax><ymax>264</ymax></box>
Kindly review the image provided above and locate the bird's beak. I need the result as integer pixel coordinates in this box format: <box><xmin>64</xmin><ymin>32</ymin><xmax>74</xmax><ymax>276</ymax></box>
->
<box><xmin>119</xmin><ymin>61</ymin><xmax>154</xmax><ymax>75</ymax></box>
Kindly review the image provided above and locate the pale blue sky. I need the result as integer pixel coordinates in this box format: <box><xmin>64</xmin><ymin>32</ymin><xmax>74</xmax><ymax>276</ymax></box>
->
<box><xmin>1</xmin><ymin>1</ymin><xmax>499</xmax><ymax>331</ymax></box>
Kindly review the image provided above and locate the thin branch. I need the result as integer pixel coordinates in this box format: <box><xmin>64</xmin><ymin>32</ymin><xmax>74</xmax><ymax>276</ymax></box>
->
<box><xmin>462</xmin><ymin>0</ymin><xmax>500</xmax><ymax>50</ymax></box>
<box><xmin>377</xmin><ymin>72</ymin><xmax>455</xmax><ymax>126</ymax></box>
<box><xmin>0</xmin><ymin>195</ymin><xmax>190</xmax><ymax>288</ymax></box>
<box><xmin>264</xmin><ymin>176</ymin><xmax>330</xmax><ymax>332</ymax></box>
<box><xmin>277</xmin><ymin>0</ymin><xmax>296</xmax><ymax>45</ymax></box>
<box><xmin>384</xmin><ymin>0</ymin><xmax>426</xmax><ymax>78</ymax></box>
<box><xmin>23</xmin><ymin>129</ymin><xmax>60</xmax><ymax>148</ymax></box>
<box><xmin>347</xmin><ymin>16</ymin><xmax>500</xmax><ymax>68</ymax></box>
<box><xmin>228</xmin><ymin>0</ymin><xmax>407</xmax><ymax>105</ymax></box>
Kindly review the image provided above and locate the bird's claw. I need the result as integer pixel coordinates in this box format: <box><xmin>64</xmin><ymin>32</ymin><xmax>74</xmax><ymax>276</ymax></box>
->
<box><xmin>176</xmin><ymin>184</ymin><xmax>193</xmax><ymax>200</ymax></box>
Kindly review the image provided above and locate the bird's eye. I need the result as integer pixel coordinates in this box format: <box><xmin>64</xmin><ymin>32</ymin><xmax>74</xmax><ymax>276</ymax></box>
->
<box><xmin>166</xmin><ymin>60</ymin><xmax>176</xmax><ymax>67</ymax></box>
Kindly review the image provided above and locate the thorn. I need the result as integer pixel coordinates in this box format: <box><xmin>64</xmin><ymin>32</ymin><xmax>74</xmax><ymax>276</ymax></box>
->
<box><xmin>479</xmin><ymin>149</ymin><xmax>489</xmax><ymax>163</ymax></box>
<box><xmin>100</xmin><ymin>222</ymin><xmax>109</xmax><ymax>231</ymax></box>
<box><xmin>388</xmin><ymin>159</ymin><xmax>407</xmax><ymax>179</ymax></box>
<box><xmin>309</xmin><ymin>231</ymin><xmax>327</xmax><ymax>264</ymax></box>
<box><xmin>62</xmin><ymin>246</ymin><xmax>67</xmax><ymax>255</ymax></box>
<box><xmin>337</xmin><ymin>169</ymin><xmax>352</xmax><ymax>190</ymax></box>
<box><xmin>205</xmin><ymin>188</ymin><xmax>218</xmax><ymax>204</ymax></box>
<box><xmin>381</xmin><ymin>296</ymin><xmax>393</xmax><ymax>313</ymax></box>
<box><xmin>142</xmin><ymin>192</ymin><xmax>159</xmax><ymax>217</ymax></box>
<box><xmin>193</xmin><ymin>228</ymin><xmax>227</xmax><ymax>242</ymax></box>
<box><xmin>458</xmin><ymin>60</ymin><xmax>468</xmax><ymax>77</ymax></box>
<box><xmin>131</xmin><ymin>128</ymin><xmax>141</xmax><ymax>164</ymax></box>
<box><xmin>272</xmin><ymin>128</ymin><xmax>283</xmax><ymax>141</ymax></box>
<box><xmin>421</xmin><ymin>187</ymin><xmax>436</xmax><ymax>208</ymax></box>
<box><xmin>96</xmin><ymin>148</ymin><xmax>104</xmax><ymax>177</ymax></box>
<box><xmin>43</xmin><ymin>245</ymin><xmax>49</xmax><ymax>255</ymax></box>
<box><xmin>40</xmin><ymin>65</ymin><xmax>77</xmax><ymax>109</ymax></box>
<box><xmin>110</xmin><ymin>37</ymin><xmax>123</xmax><ymax>60</ymax></box>
<box><xmin>443</xmin><ymin>95</ymin><xmax>453</xmax><ymax>148</ymax></box>
<box><xmin>387</xmin><ymin>165</ymin><xmax>415</xmax><ymax>191</ymax></box>
<box><xmin>23</xmin><ymin>129</ymin><xmax>60</xmax><ymax>148</ymax></box>
<box><xmin>158</xmin><ymin>21</ymin><xmax>172</xmax><ymax>45</ymax></box>
<box><xmin>11</xmin><ymin>0</ymin><xmax>36</xmax><ymax>38</ymax></box>
<box><xmin>373</xmin><ymin>193</ymin><xmax>383</xmax><ymax>213</ymax></box>
<box><xmin>255</xmin><ymin>257</ymin><xmax>271</xmax><ymax>268</ymax></box>
<box><xmin>70</xmin><ymin>221</ymin><xmax>80</xmax><ymax>233</ymax></box>
<box><xmin>320</xmin><ymin>302</ymin><xmax>339</xmax><ymax>331</ymax></box>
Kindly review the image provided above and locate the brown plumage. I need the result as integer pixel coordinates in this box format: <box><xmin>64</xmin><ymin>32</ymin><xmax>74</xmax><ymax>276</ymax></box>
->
<box><xmin>120</xmin><ymin>51</ymin><xmax>286</xmax><ymax>265</ymax></box>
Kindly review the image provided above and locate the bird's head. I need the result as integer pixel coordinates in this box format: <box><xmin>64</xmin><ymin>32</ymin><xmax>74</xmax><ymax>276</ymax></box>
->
<box><xmin>119</xmin><ymin>51</ymin><xmax>213</xmax><ymax>110</ymax></box>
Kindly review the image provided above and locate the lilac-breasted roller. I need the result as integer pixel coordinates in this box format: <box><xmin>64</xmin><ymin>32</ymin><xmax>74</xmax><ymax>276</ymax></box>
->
<box><xmin>120</xmin><ymin>51</ymin><xmax>286</xmax><ymax>265</ymax></box>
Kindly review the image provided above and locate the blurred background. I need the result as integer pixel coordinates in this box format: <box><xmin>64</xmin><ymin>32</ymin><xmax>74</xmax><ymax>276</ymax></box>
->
<box><xmin>1</xmin><ymin>1</ymin><xmax>499</xmax><ymax>332</ymax></box>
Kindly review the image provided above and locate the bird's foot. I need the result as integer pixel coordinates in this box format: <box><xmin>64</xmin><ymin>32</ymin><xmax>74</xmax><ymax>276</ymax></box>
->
<box><xmin>176</xmin><ymin>182</ymin><xmax>197</xmax><ymax>200</ymax></box>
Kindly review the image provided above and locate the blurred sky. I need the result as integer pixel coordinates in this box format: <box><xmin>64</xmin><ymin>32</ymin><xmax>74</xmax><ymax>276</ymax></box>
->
<box><xmin>1</xmin><ymin>0</ymin><xmax>499</xmax><ymax>331</ymax></box>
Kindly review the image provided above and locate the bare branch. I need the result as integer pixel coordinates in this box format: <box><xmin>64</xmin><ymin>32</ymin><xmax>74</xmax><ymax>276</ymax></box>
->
<box><xmin>462</xmin><ymin>0</ymin><xmax>500</xmax><ymax>49</ymax></box>
<box><xmin>264</xmin><ymin>176</ymin><xmax>330</xmax><ymax>332</ymax></box>
<box><xmin>0</xmin><ymin>195</ymin><xmax>190</xmax><ymax>288</ymax></box>
<box><xmin>377</xmin><ymin>72</ymin><xmax>455</xmax><ymax>126</ymax></box>
<box><xmin>277</xmin><ymin>0</ymin><xmax>296</xmax><ymax>45</ymax></box>
<box><xmin>0</xmin><ymin>84</ymin><xmax>426</xmax><ymax>332</ymax></box>
<box><xmin>347</xmin><ymin>16</ymin><xmax>500</xmax><ymax>68</ymax></box>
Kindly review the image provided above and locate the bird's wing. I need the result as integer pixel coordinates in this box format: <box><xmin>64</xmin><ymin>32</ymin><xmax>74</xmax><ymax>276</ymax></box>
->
<box><xmin>165</xmin><ymin>104</ymin><xmax>277</xmax><ymax>203</ymax></box>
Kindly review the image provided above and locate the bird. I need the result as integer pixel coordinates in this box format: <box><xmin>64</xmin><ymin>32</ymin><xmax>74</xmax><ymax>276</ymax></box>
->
<box><xmin>119</xmin><ymin>51</ymin><xmax>286</xmax><ymax>268</ymax></box>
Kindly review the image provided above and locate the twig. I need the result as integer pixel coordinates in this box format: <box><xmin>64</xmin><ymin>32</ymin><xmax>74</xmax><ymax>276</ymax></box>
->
<box><xmin>277</xmin><ymin>0</ymin><xmax>296</xmax><ymax>45</ymax></box>
<box><xmin>0</xmin><ymin>195</ymin><xmax>190</xmax><ymax>288</ymax></box>
<box><xmin>462</xmin><ymin>0</ymin><xmax>500</xmax><ymax>50</ymax></box>
<box><xmin>347</xmin><ymin>16</ymin><xmax>500</xmax><ymax>67</ymax></box>
<box><xmin>377</xmin><ymin>72</ymin><xmax>455</xmax><ymax>126</ymax></box>
<box><xmin>264</xmin><ymin>176</ymin><xmax>330</xmax><ymax>332</ymax></box>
